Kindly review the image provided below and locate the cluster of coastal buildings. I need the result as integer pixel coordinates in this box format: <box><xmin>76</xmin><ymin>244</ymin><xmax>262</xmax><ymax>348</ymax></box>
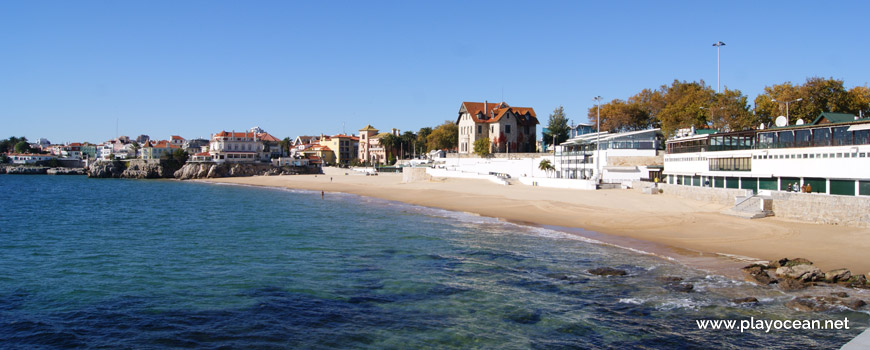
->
<box><xmin>5</xmin><ymin>124</ymin><xmax>409</xmax><ymax>169</ymax></box>
<box><xmin>6</xmin><ymin>100</ymin><xmax>870</xmax><ymax>197</ymax></box>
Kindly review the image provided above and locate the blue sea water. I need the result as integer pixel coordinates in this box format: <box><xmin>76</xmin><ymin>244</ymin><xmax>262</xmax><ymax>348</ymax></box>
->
<box><xmin>0</xmin><ymin>175</ymin><xmax>867</xmax><ymax>349</ymax></box>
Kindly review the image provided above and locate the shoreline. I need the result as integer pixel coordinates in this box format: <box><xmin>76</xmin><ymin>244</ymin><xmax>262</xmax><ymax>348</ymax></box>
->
<box><xmin>197</xmin><ymin>168</ymin><xmax>870</xmax><ymax>280</ymax></box>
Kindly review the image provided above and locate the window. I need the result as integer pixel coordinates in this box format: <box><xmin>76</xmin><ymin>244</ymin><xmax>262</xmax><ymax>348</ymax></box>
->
<box><xmin>478</xmin><ymin>125</ymin><xmax>482</xmax><ymax>134</ymax></box>
<box><xmin>506</xmin><ymin>125</ymin><xmax>511</xmax><ymax>134</ymax></box>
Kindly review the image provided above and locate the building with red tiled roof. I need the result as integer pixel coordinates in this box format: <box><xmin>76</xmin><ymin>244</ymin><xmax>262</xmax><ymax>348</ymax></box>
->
<box><xmin>456</xmin><ymin>101</ymin><xmax>539</xmax><ymax>154</ymax></box>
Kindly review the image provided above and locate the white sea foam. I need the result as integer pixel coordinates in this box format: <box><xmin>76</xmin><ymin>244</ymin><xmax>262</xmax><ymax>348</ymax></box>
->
<box><xmin>618</xmin><ymin>298</ymin><xmax>646</xmax><ymax>305</ymax></box>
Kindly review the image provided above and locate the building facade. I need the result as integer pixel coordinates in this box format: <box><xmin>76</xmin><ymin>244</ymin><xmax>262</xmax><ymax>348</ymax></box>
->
<box><xmin>664</xmin><ymin>112</ymin><xmax>870</xmax><ymax>196</ymax></box>
<box><xmin>456</xmin><ymin>101</ymin><xmax>539</xmax><ymax>154</ymax></box>
<box><xmin>557</xmin><ymin>128</ymin><xmax>664</xmax><ymax>182</ymax></box>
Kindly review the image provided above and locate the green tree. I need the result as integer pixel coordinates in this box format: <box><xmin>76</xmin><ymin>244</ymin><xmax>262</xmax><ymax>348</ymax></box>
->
<box><xmin>378</xmin><ymin>133</ymin><xmax>398</xmax><ymax>161</ymax></box>
<box><xmin>426</xmin><ymin>121</ymin><xmax>458</xmax><ymax>151</ymax></box>
<box><xmin>542</xmin><ymin>106</ymin><xmax>570</xmax><ymax>147</ymax></box>
<box><xmin>280</xmin><ymin>137</ymin><xmax>293</xmax><ymax>156</ymax></box>
<box><xmin>400</xmin><ymin>131</ymin><xmax>416</xmax><ymax>158</ymax></box>
<box><xmin>14</xmin><ymin>141</ymin><xmax>32</xmax><ymax>154</ymax></box>
<box><xmin>473</xmin><ymin>137</ymin><xmax>491</xmax><ymax>157</ymax></box>
<box><xmin>538</xmin><ymin>159</ymin><xmax>554</xmax><ymax>177</ymax></box>
<box><xmin>416</xmin><ymin>127</ymin><xmax>432</xmax><ymax>154</ymax></box>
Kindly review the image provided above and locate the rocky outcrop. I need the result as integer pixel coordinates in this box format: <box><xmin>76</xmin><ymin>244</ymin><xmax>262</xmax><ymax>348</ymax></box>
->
<box><xmin>174</xmin><ymin>162</ymin><xmax>316</xmax><ymax>180</ymax></box>
<box><xmin>824</xmin><ymin>268</ymin><xmax>851</xmax><ymax>283</ymax></box>
<box><xmin>786</xmin><ymin>295</ymin><xmax>867</xmax><ymax>312</ymax></box>
<box><xmin>121</xmin><ymin>160</ymin><xmax>180</xmax><ymax>179</ymax></box>
<box><xmin>46</xmin><ymin>167</ymin><xmax>87</xmax><ymax>175</ymax></box>
<box><xmin>775</xmin><ymin>264</ymin><xmax>823</xmax><ymax>282</ymax></box>
<box><xmin>742</xmin><ymin>264</ymin><xmax>775</xmax><ymax>285</ymax></box>
<box><xmin>88</xmin><ymin>160</ymin><xmax>183</xmax><ymax>179</ymax></box>
<box><xmin>5</xmin><ymin>166</ymin><xmax>49</xmax><ymax>174</ymax></box>
<box><xmin>88</xmin><ymin>160</ymin><xmax>127</xmax><ymax>178</ymax></box>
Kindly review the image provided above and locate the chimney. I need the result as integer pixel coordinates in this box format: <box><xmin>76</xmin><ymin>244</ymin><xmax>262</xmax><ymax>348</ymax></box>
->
<box><xmin>484</xmin><ymin>100</ymin><xmax>488</xmax><ymax>119</ymax></box>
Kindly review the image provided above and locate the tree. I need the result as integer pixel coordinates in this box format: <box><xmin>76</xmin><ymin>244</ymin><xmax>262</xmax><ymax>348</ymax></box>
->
<box><xmin>426</xmin><ymin>121</ymin><xmax>458</xmax><ymax>151</ymax></box>
<box><xmin>755</xmin><ymin>77</ymin><xmax>852</xmax><ymax>125</ymax></box>
<box><xmin>400</xmin><ymin>131</ymin><xmax>416</xmax><ymax>159</ymax></box>
<box><xmin>378</xmin><ymin>133</ymin><xmax>398</xmax><ymax>161</ymax></box>
<box><xmin>847</xmin><ymin>85</ymin><xmax>870</xmax><ymax>118</ymax></box>
<box><xmin>708</xmin><ymin>88</ymin><xmax>755</xmax><ymax>131</ymax></box>
<box><xmin>655</xmin><ymin>80</ymin><xmax>715</xmax><ymax>135</ymax></box>
<box><xmin>538</xmin><ymin>159</ymin><xmax>554</xmax><ymax>177</ymax></box>
<box><xmin>14</xmin><ymin>141</ymin><xmax>32</xmax><ymax>154</ymax></box>
<box><xmin>279</xmin><ymin>137</ymin><xmax>293</xmax><ymax>156</ymax></box>
<box><xmin>542</xmin><ymin>106</ymin><xmax>570</xmax><ymax>147</ymax></box>
<box><xmin>416</xmin><ymin>127</ymin><xmax>432</xmax><ymax>154</ymax></box>
<box><xmin>588</xmin><ymin>99</ymin><xmax>651</xmax><ymax>133</ymax></box>
<box><xmin>473</xmin><ymin>137</ymin><xmax>491</xmax><ymax>157</ymax></box>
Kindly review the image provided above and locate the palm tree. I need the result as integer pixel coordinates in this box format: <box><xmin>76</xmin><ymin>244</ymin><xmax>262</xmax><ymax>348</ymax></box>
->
<box><xmin>378</xmin><ymin>133</ymin><xmax>398</xmax><ymax>164</ymax></box>
<box><xmin>538</xmin><ymin>159</ymin><xmax>554</xmax><ymax>177</ymax></box>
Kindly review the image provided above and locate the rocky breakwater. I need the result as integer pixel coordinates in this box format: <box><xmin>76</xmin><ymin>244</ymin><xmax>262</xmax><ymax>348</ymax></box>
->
<box><xmin>742</xmin><ymin>257</ymin><xmax>868</xmax><ymax>312</ymax></box>
<box><xmin>88</xmin><ymin>159</ymin><xmax>183</xmax><ymax>179</ymax></box>
<box><xmin>4</xmin><ymin>166</ymin><xmax>49</xmax><ymax>175</ymax></box>
<box><xmin>46</xmin><ymin>168</ymin><xmax>88</xmax><ymax>175</ymax></box>
<box><xmin>174</xmin><ymin>162</ymin><xmax>315</xmax><ymax>180</ymax></box>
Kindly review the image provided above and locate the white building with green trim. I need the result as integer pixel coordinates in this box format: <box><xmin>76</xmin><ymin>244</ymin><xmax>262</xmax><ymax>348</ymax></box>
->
<box><xmin>664</xmin><ymin>112</ymin><xmax>870</xmax><ymax>196</ymax></box>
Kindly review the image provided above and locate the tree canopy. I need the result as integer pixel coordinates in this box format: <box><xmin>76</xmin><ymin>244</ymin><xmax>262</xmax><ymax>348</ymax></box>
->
<box><xmin>426</xmin><ymin>121</ymin><xmax>458</xmax><ymax>151</ymax></box>
<box><xmin>473</xmin><ymin>137</ymin><xmax>491</xmax><ymax>157</ymax></box>
<box><xmin>754</xmin><ymin>77</ymin><xmax>868</xmax><ymax>125</ymax></box>
<box><xmin>542</xmin><ymin>106</ymin><xmax>570</xmax><ymax>147</ymax></box>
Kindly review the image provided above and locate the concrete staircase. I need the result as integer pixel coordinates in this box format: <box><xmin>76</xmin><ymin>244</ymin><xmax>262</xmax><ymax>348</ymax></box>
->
<box><xmin>721</xmin><ymin>195</ymin><xmax>774</xmax><ymax>219</ymax></box>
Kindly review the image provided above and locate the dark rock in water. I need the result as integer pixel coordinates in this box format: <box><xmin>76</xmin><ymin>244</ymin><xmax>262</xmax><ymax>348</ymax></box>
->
<box><xmin>842</xmin><ymin>299</ymin><xmax>866</xmax><ymax>310</ymax></box>
<box><xmin>659</xmin><ymin>276</ymin><xmax>683</xmax><ymax>283</ymax></box>
<box><xmin>174</xmin><ymin>162</ymin><xmax>318</xmax><ymax>179</ymax></box>
<box><xmin>505</xmin><ymin>308</ymin><xmax>542</xmax><ymax>324</ymax></box>
<box><xmin>777</xmin><ymin>278</ymin><xmax>808</xmax><ymax>291</ymax></box>
<box><xmin>588</xmin><ymin>267</ymin><xmax>627</xmax><ymax>276</ymax></box>
<box><xmin>786</xmin><ymin>295</ymin><xmax>866</xmax><ymax>312</ymax></box>
<box><xmin>731</xmin><ymin>297</ymin><xmax>759</xmax><ymax>304</ymax></box>
<box><xmin>742</xmin><ymin>265</ymin><xmax>774</xmax><ymax>285</ymax></box>
<box><xmin>786</xmin><ymin>296</ymin><xmax>828</xmax><ymax>312</ymax></box>
<box><xmin>665</xmin><ymin>283</ymin><xmax>694</xmax><ymax>293</ymax></box>
<box><xmin>831</xmin><ymin>292</ymin><xmax>849</xmax><ymax>298</ymax></box>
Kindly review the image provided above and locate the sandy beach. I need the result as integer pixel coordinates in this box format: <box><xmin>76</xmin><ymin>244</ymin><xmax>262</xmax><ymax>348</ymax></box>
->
<box><xmin>200</xmin><ymin>168</ymin><xmax>870</xmax><ymax>278</ymax></box>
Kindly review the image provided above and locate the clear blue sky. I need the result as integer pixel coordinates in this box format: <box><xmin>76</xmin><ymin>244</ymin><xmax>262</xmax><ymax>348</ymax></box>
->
<box><xmin>2</xmin><ymin>0</ymin><xmax>869</xmax><ymax>144</ymax></box>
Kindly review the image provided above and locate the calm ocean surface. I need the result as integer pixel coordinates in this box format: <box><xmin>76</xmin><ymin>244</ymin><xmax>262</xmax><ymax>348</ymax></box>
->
<box><xmin>0</xmin><ymin>175</ymin><xmax>866</xmax><ymax>349</ymax></box>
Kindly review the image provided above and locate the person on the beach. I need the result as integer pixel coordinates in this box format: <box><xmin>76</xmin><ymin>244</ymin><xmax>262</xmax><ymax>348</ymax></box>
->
<box><xmin>321</xmin><ymin>191</ymin><xmax>324</xmax><ymax>199</ymax></box>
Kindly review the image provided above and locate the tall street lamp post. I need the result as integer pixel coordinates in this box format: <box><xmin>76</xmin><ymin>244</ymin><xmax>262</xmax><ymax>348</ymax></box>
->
<box><xmin>712</xmin><ymin>41</ymin><xmax>726</xmax><ymax>93</ymax></box>
<box><xmin>593</xmin><ymin>96</ymin><xmax>602</xmax><ymax>181</ymax></box>
<box><xmin>771</xmin><ymin>98</ymin><xmax>803</xmax><ymax>121</ymax></box>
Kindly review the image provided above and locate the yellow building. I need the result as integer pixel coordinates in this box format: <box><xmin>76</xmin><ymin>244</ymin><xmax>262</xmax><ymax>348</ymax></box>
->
<box><xmin>319</xmin><ymin>134</ymin><xmax>359</xmax><ymax>166</ymax></box>
<box><xmin>302</xmin><ymin>144</ymin><xmax>336</xmax><ymax>165</ymax></box>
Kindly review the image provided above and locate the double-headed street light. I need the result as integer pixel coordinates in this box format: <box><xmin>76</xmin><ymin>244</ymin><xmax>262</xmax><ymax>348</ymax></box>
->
<box><xmin>712</xmin><ymin>41</ymin><xmax>726</xmax><ymax>93</ymax></box>
<box><xmin>771</xmin><ymin>98</ymin><xmax>803</xmax><ymax>121</ymax></box>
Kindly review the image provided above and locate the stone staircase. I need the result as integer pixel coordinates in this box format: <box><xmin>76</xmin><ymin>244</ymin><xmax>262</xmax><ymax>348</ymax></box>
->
<box><xmin>721</xmin><ymin>195</ymin><xmax>774</xmax><ymax>219</ymax></box>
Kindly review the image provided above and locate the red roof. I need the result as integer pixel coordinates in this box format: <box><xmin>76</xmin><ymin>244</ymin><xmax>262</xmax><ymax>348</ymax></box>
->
<box><xmin>194</xmin><ymin>152</ymin><xmax>211</xmax><ymax>156</ymax></box>
<box><xmin>214</xmin><ymin>131</ymin><xmax>256</xmax><ymax>138</ymax></box>
<box><xmin>171</xmin><ymin>135</ymin><xmax>184</xmax><ymax>140</ymax></box>
<box><xmin>458</xmin><ymin>101</ymin><xmax>539</xmax><ymax>126</ymax></box>
<box><xmin>257</xmin><ymin>132</ymin><xmax>281</xmax><ymax>142</ymax></box>
<box><xmin>6</xmin><ymin>153</ymin><xmax>54</xmax><ymax>157</ymax></box>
